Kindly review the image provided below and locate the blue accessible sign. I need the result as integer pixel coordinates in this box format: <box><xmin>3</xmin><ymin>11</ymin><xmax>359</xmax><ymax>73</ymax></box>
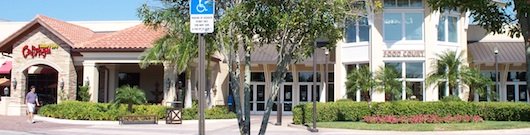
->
<box><xmin>190</xmin><ymin>0</ymin><xmax>215</xmax><ymax>33</ymax></box>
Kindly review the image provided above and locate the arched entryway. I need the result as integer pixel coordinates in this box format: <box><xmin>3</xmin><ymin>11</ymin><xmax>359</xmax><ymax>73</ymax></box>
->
<box><xmin>23</xmin><ymin>64</ymin><xmax>59</xmax><ymax>105</ymax></box>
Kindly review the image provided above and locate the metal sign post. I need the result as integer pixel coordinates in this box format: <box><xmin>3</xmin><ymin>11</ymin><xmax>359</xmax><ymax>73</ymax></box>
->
<box><xmin>190</xmin><ymin>0</ymin><xmax>215</xmax><ymax>135</ymax></box>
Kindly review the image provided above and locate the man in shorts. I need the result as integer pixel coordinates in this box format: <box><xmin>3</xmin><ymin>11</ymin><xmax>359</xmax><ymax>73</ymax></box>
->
<box><xmin>25</xmin><ymin>86</ymin><xmax>40</xmax><ymax>123</ymax></box>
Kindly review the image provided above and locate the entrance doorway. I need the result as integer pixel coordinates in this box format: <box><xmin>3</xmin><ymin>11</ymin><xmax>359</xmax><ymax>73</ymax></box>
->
<box><xmin>25</xmin><ymin>65</ymin><xmax>58</xmax><ymax>106</ymax></box>
<box><xmin>273</xmin><ymin>84</ymin><xmax>293</xmax><ymax>112</ymax></box>
<box><xmin>250</xmin><ymin>83</ymin><xmax>266</xmax><ymax>113</ymax></box>
<box><xmin>298</xmin><ymin>83</ymin><xmax>321</xmax><ymax>105</ymax></box>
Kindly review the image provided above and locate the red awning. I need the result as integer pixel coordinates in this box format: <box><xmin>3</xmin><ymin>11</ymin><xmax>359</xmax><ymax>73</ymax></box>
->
<box><xmin>0</xmin><ymin>61</ymin><xmax>12</xmax><ymax>74</ymax></box>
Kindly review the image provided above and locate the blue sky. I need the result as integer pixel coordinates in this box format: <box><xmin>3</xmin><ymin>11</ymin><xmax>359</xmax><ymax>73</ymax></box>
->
<box><xmin>0</xmin><ymin>0</ymin><xmax>157</xmax><ymax>21</ymax></box>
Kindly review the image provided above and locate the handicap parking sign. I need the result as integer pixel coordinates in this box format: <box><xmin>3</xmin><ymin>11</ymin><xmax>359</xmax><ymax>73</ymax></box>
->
<box><xmin>190</xmin><ymin>0</ymin><xmax>215</xmax><ymax>33</ymax></box>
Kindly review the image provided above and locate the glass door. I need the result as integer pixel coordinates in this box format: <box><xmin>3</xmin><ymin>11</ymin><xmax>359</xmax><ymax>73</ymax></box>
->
<box><xmin>250</xmin><ymin>84</ymin><xmax>266</xmax><ymax>112</ymax></box>
<box><xmin>520</xmin><ymin>85</ymin><xmax>528</xmax><ymax>102</ymax></box>
<box><xmin>299</xmin><ymin>83</ymin><xmax>321</xmax><ymax>104</ymax></box>
<box><xmin>283</xmin><ymin>85</ymin><xmax>293</xmax><ymax>111</ymax></box>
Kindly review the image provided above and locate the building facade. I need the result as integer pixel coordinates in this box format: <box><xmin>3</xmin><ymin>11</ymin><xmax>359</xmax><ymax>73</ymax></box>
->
<box><xmin>0</xmin><ymin>0</ymin><xmax>528</xmax><ymax>116</ymax></box>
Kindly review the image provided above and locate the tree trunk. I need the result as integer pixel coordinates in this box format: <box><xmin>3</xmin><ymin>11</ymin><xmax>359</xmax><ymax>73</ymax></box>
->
<box><xmin>229</xmin><ymin>42</ymin><xmax>245</xmax><ymax>135</ymax></box>
<box><xmin>515</xmin><ymin>0</ymin><xmax>530</xmax><ymax>104</ymax></box>
<box><xmin>243</xmin><ymin>42</ymin><xmax>252</xmax><ymax>135</ymax></box>
<box><xmin>258</xmin><ymin>47</ymin><xmax>292</xmax><ymax>135</ymax></box>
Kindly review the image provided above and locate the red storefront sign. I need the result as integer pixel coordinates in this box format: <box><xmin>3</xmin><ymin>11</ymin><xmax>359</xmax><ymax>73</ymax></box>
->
<box><xmin>22</xmin><ymin>44</ymin><xmax>57</xmax><ymax>58</ymax></box>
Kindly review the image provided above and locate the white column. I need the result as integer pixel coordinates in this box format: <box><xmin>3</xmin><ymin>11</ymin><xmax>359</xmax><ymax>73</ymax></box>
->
<box><xmin>185</xmin><ymin>77</ymin><xmax>192</xmax><ymax>108</ymax></box>
<box><xmin>515</xmin><ymin>79</ymin><xmax>519</xmax><ymax>102</ymax></box>
<box><xmin>339</xmin><ymin>64</ymin><xmax>347</xmax><ymax>100</ymax></box>
<box><xmin>107</xmin><ymin>64</ymin><xmax>117</xmax><ymax>102</ymax></box>
<box><xmin>356</xmin><ymin>90</ymin><xmax>361</xmax><ymax>102</ymax></box>
<box><xmin>163</xmin><ymin>63</ymin><xmax>177</xmax><ymax>106</ymax></box>
<box><xmin>320</xmin><ymin>64</ymin><xmax>326</xmax><ymax>102</ymax></box>
<box><xmin>402</xmin><ymin>64</ymin><xmax>407</xmax><ymax>100</ymax></box>
<box><xmin>83</xmin><ymin>62</ymin><xmax>99</xmax><ymax>102</ymax></box>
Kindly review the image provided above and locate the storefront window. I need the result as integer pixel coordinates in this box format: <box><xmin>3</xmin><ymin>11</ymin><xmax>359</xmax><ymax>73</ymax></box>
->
<box><xmin>384</xmin><ymin>0</ymin><xmax>423</xmax><ymax>8</ymax></box>
<box><xmin>345</xmin><ymin>17</ymin><xmax>370</xmax><ymax>43</ymax></box>
<box><xmin>438</xmin><ymin>15</ymin><xmax>458</xmax><ymax>42</ymax></box>
<box><xmin>118</xmin><ymin>73</ymin><xmax>140</xmax><ymax>87</ymax></box>
<box><xmin>385</xmin><ymin>62</ymin><xmax>402</xmax><ymax>75</ymax></box>
<box><xmin>298</xmin><ymin>72</ymin><xmax>320</xmax><ymax>82</ymax></box>
<box><xmin>383</xmin><ymin>0</ymin><xmax>424</xmax><ymax>41</ymax></box>
<box><xmin>271</xmin><ymin>72</ymin><xmax>293</xmax><ymax>82</ymax></box>
<box><xmin>407</xmin><ymin>81</ymin><xmax>423</xmax><ymax>101</ymax></box>
<box><xmin>251</xmin><ymin>72</ymin><xmax>265</xmax><ymax>82</ymax></box>
<box><xmin>384</xmin><ymin>13</ymin><xmax>402</xmax><ymax>41</ymax></box>
<box><xmin>507</xmin><ymin>72</ymin><xmax>527</xmax><ymax>82</ymax></box>
<box><xmin>385</xmin><ymin>62</ymin><xmax>424</xmax><ymax>101</ymax></box>
<box><xmin>406</xmin><ymin>62</ymin><xmax>423</xmax><ymax>78</ymax></box>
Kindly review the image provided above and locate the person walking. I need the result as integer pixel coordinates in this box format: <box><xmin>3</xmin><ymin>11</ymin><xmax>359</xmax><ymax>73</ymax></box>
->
<box><xmin>25</xmin><ymin>86</ymin><xmax>39</xmax><ymax>123</ymax></box>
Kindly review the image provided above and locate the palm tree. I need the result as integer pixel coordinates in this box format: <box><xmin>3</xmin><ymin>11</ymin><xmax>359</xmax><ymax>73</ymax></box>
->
<box><xmin>138</xmin><ymin>4</ymin><xmax>217</xmax><ymax>107</ymax></box>
<box><xmin>113</xmin><ymin>85</ymin><xmax>147</xmax><ymax>113</ymax></box>
<box><xmin>426</xmin><ymin>51</ymin><xmax>464</xmax><ymax>97</ymax></box>
<box><xmin>460</xmin><ymin>67</ymin><xmax>494</xmax><ymax>101</ymax></box>
<box><xmin>346</xmin><ymin>66</ymin><xmax>376</xmax><ymax>104</ymax></box>
<box><xmin>375</xmin><ymin>66</ymin><xmax>402</xmax><ymax>101</ymax></box>
<box><xmin>426</xmin><ymin>51</ymin><xmax>491</xmax><ymax>100</ymax></box>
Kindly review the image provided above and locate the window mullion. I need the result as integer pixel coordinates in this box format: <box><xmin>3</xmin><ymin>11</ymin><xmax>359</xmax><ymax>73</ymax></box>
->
<box><xmin>402</xmin><ymin>13</ymin><xmax>406</xmax><ymax>40</ymax></box>
<box><xmin>355</xmin><ymin>20</ymin><xmax>361</xmax><ymax>43</ymax></box>
<box><xmin>445</xmin><ymin>15</ymin><xmax>449</xmax><ymax>42</ymax></box>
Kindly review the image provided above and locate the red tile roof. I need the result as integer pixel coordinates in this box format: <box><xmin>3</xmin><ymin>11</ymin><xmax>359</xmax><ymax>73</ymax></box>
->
<box><xmin>76</xmin><ymin>24</ymin><xmax>165</xmax><ymax>50</ymax></box>
<box><xmin>0</xmin><ymin>15</ymin><xmax>165</xmax><ymax>52</ymax></box>
<box><xmin>36</xmin><ymin>15</ymin><xmax>96</xmax><ymax>45</ymax></box>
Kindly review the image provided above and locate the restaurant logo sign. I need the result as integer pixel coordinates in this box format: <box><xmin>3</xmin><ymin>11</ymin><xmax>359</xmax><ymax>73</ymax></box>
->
<box><xmin>22</xmin><ymin>43</ymin><xmax>59</xmax><ymax>58</ymax></box>
<box><xmin>383</xmin><ymin>50</ymin><xmax>424</xmax><ymax>58</ymax></box>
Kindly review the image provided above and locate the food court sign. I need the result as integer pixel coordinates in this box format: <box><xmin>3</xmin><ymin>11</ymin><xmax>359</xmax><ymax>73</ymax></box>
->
<box><xmin>383</xmin><ymin>50</ymin><xmax>424</xmax><ymax>58</ymax></box>
<box><xmin>22</xmin><ymin>43</ymin><xmax>59</xmax><ymax>58</ymax></box>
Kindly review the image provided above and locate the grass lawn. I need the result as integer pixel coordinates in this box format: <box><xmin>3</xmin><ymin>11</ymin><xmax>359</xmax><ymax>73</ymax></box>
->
<box><xmin>314</xmin><ymin>121</ymin><xmax>530</xmax><ymax>131</ymax></box>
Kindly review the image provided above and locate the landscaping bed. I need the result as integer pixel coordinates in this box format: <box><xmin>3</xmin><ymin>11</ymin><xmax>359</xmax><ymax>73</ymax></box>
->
<box><xmin>315</xmin><ymin>121</ymin><xmax>530</xmax><ymax>131</ymax></box>
<box><xmin>293</xmin><ymin>101</ymin><xmax>530</xmax><ymax>124</ymax></box>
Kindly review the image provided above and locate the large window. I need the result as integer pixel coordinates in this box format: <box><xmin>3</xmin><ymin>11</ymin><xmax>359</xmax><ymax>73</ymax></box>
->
<box><xmin>438</xmin><ymin>15</ymin><xmax>458</xmax><ymax>42</ymax></box>
<box><xmin>383</xmin><ymin>0</ymin><xmax>423</xmax><ymax>41</ymax></box>
<box><xmin>384</xmin><ymin>13</ymin><xmax>423</xmax><ymax>41</ymax></box>
<box><xmin>384</xmin><ymin>0</ymin><xmax>423</xmax><ymax>8</ymax></box>
<box><xmin>385</xmin><ymin>62</ymin><xmax>424</xmax><ymax>101</ymax></box>
<box><xmin>345</xmin><ymin>17</ymin><xmax>370</xmax><ymax>43</ymax></box>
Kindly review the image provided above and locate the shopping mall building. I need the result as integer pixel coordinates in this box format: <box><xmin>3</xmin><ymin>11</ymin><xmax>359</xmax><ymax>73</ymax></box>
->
<box><xmin>0</xmin><ymin>0</ymin><xmax>527</xmax><ymax>116</ymax></box>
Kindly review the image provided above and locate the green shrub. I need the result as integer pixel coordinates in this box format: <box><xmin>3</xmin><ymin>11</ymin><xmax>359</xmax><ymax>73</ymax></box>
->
<box><xmin>77</xmin><ymin>85</ymin><xmax>91</xmax><ymax>102</ymax></box>
<box><xmin>440</xmin><ymin>95</ymin><xmax>463</xmax><ymax>102</ymax></box>
<box><xmin>113</xmin><ymin>85</ymin><xmax>147</xmax><ymax>112</ymax></box>
<box><xmin>292</xmin><ymin>101</ymin><xmax>530</xmax><ymax>124</ymax></box>
<box><xmin>182</xmin><ymin>103</ymin><xmax>237</xmax><ymax>120</ymax></box>
<box><xmin>38</xmin><ymin>101</ymin><xmax>167</xmax><ymax>120</ymax></box>
<box><xmin>336</xmin><ymin>99</ymin><xmax>354</xmax><ymax>102</ymax></box>
<box><xmin>293</xmin><ymin>102</ymin><xmax>370</xmax><ymax>124</ymax></box>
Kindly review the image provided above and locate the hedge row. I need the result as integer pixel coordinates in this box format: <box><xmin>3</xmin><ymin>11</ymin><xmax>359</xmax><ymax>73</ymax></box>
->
<box><xmin>293</xmin><ymin>101</ymin><xmax>530</xmax><ymax>124</ymax></box>
<box><xmin>39</xmin><ymin>101</ymin><xmax>237</xmax><ymax>121</ymax></box>
<box><xmin>183</xmin><ymin>105</ymin><xmax>237</xmax><ymax>120</ymax></box>
<box><xmin>38</xmin><ymin>101</ymin><xmax>167</xmax><ymax>121</ymax></box>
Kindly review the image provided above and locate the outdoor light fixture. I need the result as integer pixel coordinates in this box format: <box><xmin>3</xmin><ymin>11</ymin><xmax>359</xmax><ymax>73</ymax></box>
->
<box><xmin>166</xmin><ymin>78</ymin><xmax>171</xmax><ymax>90</ymax></box>
<box><xmin>85</xmin><ymin>76</ymin><xmax>90</xmax><ymax>86</ymax></box>
<box><xmin>60</xmin><ymin>79</ymin><xmax>65</xmax><ymax>90</ymax></box>
<box><xmin>12</xmin><ymin>77</ymin><xmax>16</xmax><ymax>90</ymax></box>
<box><xmin>494</xmin><ymin>47</ymin><xmax>499</xmax><ymax>101</ymax></box>
<box><xmin>3</xmin><ymin>86</ymin><xmax>9</xmax><ymax>96</ymax></box>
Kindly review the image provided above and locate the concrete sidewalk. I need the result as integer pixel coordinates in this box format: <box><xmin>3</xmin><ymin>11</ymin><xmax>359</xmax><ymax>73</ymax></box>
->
<box><xmin>3</xmin><ymin>115</ymin><xmax>530</xmax><ymax>135</ymax></box>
